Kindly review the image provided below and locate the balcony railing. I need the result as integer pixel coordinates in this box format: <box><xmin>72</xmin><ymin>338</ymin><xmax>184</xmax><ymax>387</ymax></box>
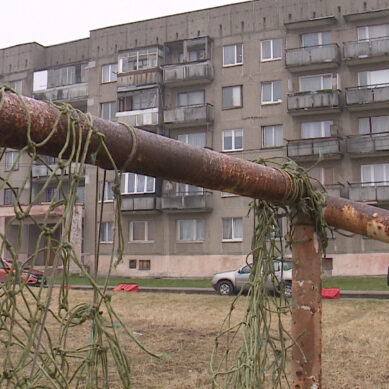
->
<box><xmin>163</xmin><ymin>103</ymin><xmax>214</xmax><ymax>127</ymax></box>
<box><xmin>347</xmin><ymin>132</ymin><xmax>389</xmax><ymax>155</ymax></box>
<box><xmin>346</xmin><ymin>84</ymin><xmax>389</xmax><ymax>110</ymax></box>
<box><xmin>349</xmin><ymin>182</ymin><xmax>389</xmax><ymax>202</ymax></box>
<box><xmin>287</xmin><ymin>90</ymin><xmax>341</xmax><ymax>115</ymax></box>
<box><xmin>344</xmin><ymin>37</ymin><xmax>389</xmax><ymax>64</ymax></box>
<box><xmin>285</xmin><ymin>44</ymin><xmax>340</xmax><ymax>72</ymax></box>
<box><xmin>324</xmin><ymin>184</ymin><xmax>343</xmax><ymax>198</ymax></box>
<box><xmin>163</xmin><ymin>60</ymin><xmax>214</xmax><ymax>86</ymax></box>
<box><xmin>116</xmin><ymin>108</ymin><xmax>159</xmax><ymax>128</ymax></box>
<box><xmin>117</xmin><ymin>68</ymin><xmax>162</xmax><ymax>90</ymax></box>
<box><xmin>287</xmin><ymin>137</ymin><xmax>342</xmax><ymax>160</ymax></box>
<box><xmin>33</xmin><ymin>83</ymin><xmax>88</xmax><ymax>102</ymax></box>
<box><xmin>31</xmin><ymin>163</ymin><xmax>85</xmax><ymax>179</ymax></box>
<box><xmin>161</xmin><ymin>191</ymin><xmax>213</xmax><ymax>212</ymax></box>
<box><xmin>120</xmin><ymin>196</ymin><xmax>161</xmax><ymax>212</ymax></box>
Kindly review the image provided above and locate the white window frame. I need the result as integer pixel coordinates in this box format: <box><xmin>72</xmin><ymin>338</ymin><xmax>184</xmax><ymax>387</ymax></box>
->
<box><xmin>100</xmin><ymin>222</ymin><xmax>113</xmax><ymax>243</ymax></box>
<box><xmin>177</xmin><ymin>133</ymin><xmax>206</xmax><ymax>148</ymax></box>
<box><xmin>359</xmin><ymin>116</ymin><xmax>389</xmax><ymax>135</ymax></box>
<box><xmin>301</xmin><ymin>120</ymin><xmax>333</xmax><ymax>139</ymax></box>
<box><xmin>101</xmin><ymin>101</ymin><xmax>117</xmax><ymax>121</ymax></box>
<box><xmin>261</xmin><ymin>81</ymin><xmax>282</xmax><ymax>105</ymax></box>
<box><xmin>118</xmin><ymin>47</ymin><xmax>159</xmax><ymax>73</ymax></box>
<box><xmin>177</xmin><ymin>90</ymin><xmax>205</xmax><ymax>107</ymax></box>
<box><xmin>222</xmin><ymin>129</ymin><xmax>243</xmax><ymax>152</ymax></box>
<box><xmin>222</xmin><ymin>85</ymin><xmax>243</xmax><ymax>109</ymax></box>
<box><xmin>8</xmin><ymin>80</ymin><xmax>22</xmax><ymax>94</ymax></box>
<box><xmin>358</xmin><ymin>69</ymin><xmax>389</xmax><ymax>87</ymax></box>
<box><xmin>177</xmin><ymin>219</ymin><xmax>204</xmax><ymax>242</ymax></box>
<box><xmin>299</xmin><ymin>74</ymin><xmax>333</xmax><ymax>92</ymax></box>
<box><xmin>129</xmin><ymin>221</ymin><xmax>153</xmax><ymax>242</ymax></box>
<box><xmin>121</xmin><ymin>173</ymin><xmax>155</xmax><ymax>195</ymax></box>
<box><xmin>98</xmin><ymin>181</ymin><xmax>115</xmax><ymax>202</ymax></box>
<box><xmin>5</xmin><ymin>151</ymin><xmax>19</xmax><ymax>171</ymax></box>
<box><xmin>262</xmin><ymin>125</ymin><xmax>283</xmax><ymax>148</ymax></box>
<box><xmin>223</xmin><ymin>44</ymin><xmax>243</xmax><ymax>67</ymax></box>
<box><xmin>101</xmin><ymin>63</ymin><xmax>118</xmax><ymax>83</ymax></box>
<box><xmin>33</xmin><ymin>70</ymin><xmax>48</xmax><ymax>92</ymax></box>
<box><xmin>222</xmin><ymin>217</ymin><xmax>243</xmax><ymax>242</ymax></box>
<box><xmin>301</xmin><ymin>31</ymin><xmax>331</xmax><ymax>47</ymax></box>
<box><xmin>361</xmin><ymin>164</ymin><xmax>389</xmax><ymax>186</ymax></box>
<box><xmin>176</xmin><ymin>183</ymin><xmax>203</xmax><ymax>195</ymax></box>
<box><xmin>261</xmin><ymin>39</ymin><xmax>282</xmax><ymax>62</ymax></box>
<box><xmin>4</xmin><ymin>188</ymin><xmax>17</xmax><ymax>206</ymax></box>
<box><xmin>358</xmin><ymin>24</ymin><xmax>389</xmax><ymax>41</ymax></box>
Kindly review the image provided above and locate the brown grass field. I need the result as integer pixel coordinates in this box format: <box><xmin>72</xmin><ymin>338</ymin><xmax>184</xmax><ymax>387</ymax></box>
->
<box><xmin>1</xmin><ymin>290</ymin><xmax>389</xmax><ymax>388</ymax></box>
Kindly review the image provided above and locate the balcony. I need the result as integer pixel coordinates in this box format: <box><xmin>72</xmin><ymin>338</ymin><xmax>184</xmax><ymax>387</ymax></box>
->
<box><xmin>161</xmin><ymin>192</ymin><xmax>213</xmax><ymax>213</ymax></box>
<box><xmin>285</xmin><ymin>44</ymin><xmax>340</xmax><ymax>72</ymax></box>
<box><xmin>344</xmin><ymin>37</ymin><xmax>389</xmax><ymax>65</ymax></box>
<box><xmin>287</xmin><ymin>137</ymin><xmax>343</xmax><ymax>161</ymax></box>
<box><xmin>349</xmin><ymin>182</ymin><xmax>389</xmax><ymax>203</ymax></box>
<box><xmin>163</xmin><ymin>60</ymin><xmax>214</xmax><ymax>86</ymax></box>
<box><xmin>116</xmin><ymin>108</ymin><xmax>159</xmax><ymax>129</ymax></box>
<box><xmin>121</xmin><ymin>196</ymin><xmax>161</xmax><ymax>213</ymax></box>
<box><xmin>346</xmin><ymin>84</ymin><xmax>389</xmax><ymax>111</ymax></box>
<box><xmin>31</xmin><ymin>163</ymin><xmax>85</xmax><ymax>181</ymax></box>
<box><xmin>347</xmin><ymin>133</ymin><xmax>389</xmax><ymax>157</ymax></box>
<box><xmin>117</xmin><ymin>68</ymin><xmax>162</xmax><ymax>91</ymax></box>
<box><xmin>325</xmin><ymin>184</ymin><xmax>343</xmax><ymax>198</ymax></box>
<box><xmin>287</xmin><ymin>90</ymin><xmax>341</xmax><ymax>116</ymax></box>
<box><xmin>164</xmin><ymin>103</ymin><xmax>214</xmax><ymax>128</ymax></box>
<box><xmin>33</xmin><ymin>83</ymin><xmax>88</xmax><ymax>102</ymax></box>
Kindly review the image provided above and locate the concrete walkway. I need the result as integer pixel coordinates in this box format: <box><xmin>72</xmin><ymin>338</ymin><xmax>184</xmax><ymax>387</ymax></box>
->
<box><xmin>60</xmin><ymin>284</ymin><xmax>389</xmax><ymax>299</ymax></box>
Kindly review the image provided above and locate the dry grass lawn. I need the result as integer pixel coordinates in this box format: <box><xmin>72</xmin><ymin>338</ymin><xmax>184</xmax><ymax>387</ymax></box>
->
<box><xmin>1</xmin><ymin>290</ymin><xmax>389</xmax><ymax>388</ymax></box>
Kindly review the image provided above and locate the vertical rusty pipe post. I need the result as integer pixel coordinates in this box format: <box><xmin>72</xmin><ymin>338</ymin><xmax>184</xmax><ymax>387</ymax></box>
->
<box><xmin>291</xmin><ymin>214</ymin><xmax>322</xmax><ymax>389</ymax></box>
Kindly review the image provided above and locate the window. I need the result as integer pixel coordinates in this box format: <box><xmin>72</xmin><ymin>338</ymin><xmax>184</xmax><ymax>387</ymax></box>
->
<box><xmin>223</xmin><ymin>44</ymin><xmax>243</xmax><ymax>66</ymax></box>
<box><xmin>359</xmin><ymin>116</ymin><xmax>389</xmax><ymax>135</ymax></box>
<box><xmin>222</xmin><ymin>86</ymin><xmax>242</xmax><ymax>109</ymax></box>
<box><xmin>118</xmin><ymin>47</ymin><xmax>159</xmax><ymax>73</ymax></box>
<box><xmin>261</xmin><ymin>81</ymin><xmax>282</xmax><ymax>104</ymax></box>
<box><xmin>177</xmin><ymin>133</ymin><xmax>206</xmax><ymax>147</ymax></box>
<box><xmin>129</xmin><ymin>259</ymin><xmax>137</xmax><ymax>269</ymax></box>
<box><xmin>121</xmin><ymin>173</ymin><xmax>155</xmax><ymax>194</ymax></box>
<box><xmin>262</xmin><ymin>125</ymin><xmax>283</xmax><ymax>148</ymax></box>
<box><xmin>301</xmin><ymin>121</ymin><xmax>333</xmax><ymax>139</ymax></box>
<box><xmin>301</xmin><ymin>32</ymin><xmax>330</xmax><ymax>47</ymax></box>
<box><xmin>361</xmin><ymin>164</ymin><xmax>389</xmax><ymax>186</ymax></box>
<box><xmin>33</xmin><ymin>70</ymin><xmax>48</xmax><ymax>91</ymax></box>
<box><xmin>179</xmin><ymin>49</ymin><xmax>206</xmax><ymax>63</ymax></box>
<box><xmin>358</xmin><ymin>69</ymin><xmax>389</xmax><ymax>87</ymax></box>
<box><xmin>177</xmin><ymin>90</ymin><xmax>205</xmax><ymax>106</ymax></box>
<box><xmin>130</xmin><ymin>221</ymin><xmax>154</xmax><ymax>242</ymax></box>
<box><xmin>139</xmin><ymin>260</ymin><xmax>151</xmax><ymax>271</ymax></box>
<box><xmin>45</xmin><ymin>187</ymin><xmax>59</xmax><ymax>202</ymax></box>
<box><xmin>101</xmin><ymin>102</ymin><xmax>117</xmax><ymax>121</ymax></box>
<box><xmin>222</xmin><ymin>217</ymin><xmax>243</xmax><ymax>241</ymax></box>
<box><xmin>177</xmin><ymin>219</ymin><xmax>204</xmax><ymax>242</ymax></box>
<box><xmin>100</xmin><ymin>222</ymin><xmax>113</xmax><ymax>243</ymax></box>
<box><xmin>299</xmin><ymin>74</ymin><xmax>332</xmax><ymax>92</ymax></box>
<box><xmin>222</xmin><ymin>129</ymin><xmax>243</xmax><ymax>151</ymax></box>
<box><xmin>118</xmin><ymin>89</ymin><xmax>157</xmax><ymax>112</ymax></box>
<box><xmin>358</xmin><ymin>24</ymin><xmax>389</xmax><ymax>41</ymax></box>
<box><xmin>98</xmin><ymin>181</ymin><xmax>115</xmax><ymax>202</ymax></box>
<box><xmin>8</xmin><ymin>80</ymin><xmax>22</xmax><ymax>94</ymax></box>
<box><xmin>102</xmin><ymin>63</ymin><xmax>118</xmax><ymax>83</ymax></box>
<box><xmin>177</xmin><ymin>183</ymin><xmax>203</xmax><ymax>195</ymax></box>
<box><xmin>5</xmin><ymin>151</ymin><xmax>19</xmax><ymax>171</ymax></box>
<box><xmin>310</xmin><ymin>167</ymin><xmax>334</xmax><ymax>186</ymax></box>
<box><xmin>4</xmin><ymin>188</ymin><xmax>17</xmax><ymax>206</ymax></box>
<box><xmin>261</xmin><ymin>39</ymin><xmax>282</xmax><ymax>61</ymax></box>
<box><xmin>76</xmin><ymin>186</ymin><xmax>85</xmax><ymax>204</ymax></box>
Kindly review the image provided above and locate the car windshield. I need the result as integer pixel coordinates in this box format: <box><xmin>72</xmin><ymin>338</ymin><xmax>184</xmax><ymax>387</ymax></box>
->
<box><xmin>281</xmin><ymin>261</ymin><xmax>293</xmax><ymax>271</ymax></box>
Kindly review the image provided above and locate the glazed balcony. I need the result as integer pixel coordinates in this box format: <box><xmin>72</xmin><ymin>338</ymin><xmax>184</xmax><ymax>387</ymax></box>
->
<box><xmin>163</xmin><ymin>103</ymin><xmax>214</xmax><ymax>128</ymax></box>
<box><xmin>285</xmin><ymin>44</ymin><xmax>340</xmax><ymax>72</ymax></box>
<box><xmin>346</xmin><ymin>84</ymin><xmax>389</xmax><ymax>111</ymax></box>
<box><xmin>287</xmin><ymin>90</ymin><xmax>341</xmax><ymax>116</ymax></box>
<box><xmin>287</xmin><ymin>137</ymin><xmax>342</xmax><ymax>161</ymax></box>
<box><xmin>120</xmin><ymin>196</ymin><xmax>161</xmax><ymax>213</ymax></box>
<box><xmin>163</xmin><ymin>60</ymin><xmax>214</xmax><ymax>86</ymax></box>
<box><xmin>347</xmin><ymin>132</ymin><xmax>389</xmax><ymax>157</ymax></box>
<box><xmin>31</xmin><ymin>163</ymin><xmax>85</xmax><ymax>181</ymax></box>
<box><xmin>349</xmin><ymin>182</ymin><xmax>389</xmax><ymax>203</ymax></box>
<box><xmin>33</xmin><ymin>83</ymin><xmax>88</xmax><ymax>103</ymax></box>
<box><xmin>117</xmin><ymin>68</ymin><xmax>162</xmax><ymax>90</ymax></box>
<box><xmin>344</xmin><ymin>37</ymin><xmax>389</xmax><ymax>65</ymax></box>
<box><xmin>161</xmin><ymin>192</ymin><xmax>213</xmax><ymax>213</ymax></box>
<box><xmin>116</xmin><ymin>108</ymin><xmax>159</xmax><ymax>129</ymax></box>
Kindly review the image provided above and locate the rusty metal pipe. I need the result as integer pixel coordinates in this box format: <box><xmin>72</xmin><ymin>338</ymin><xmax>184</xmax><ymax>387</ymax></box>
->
<box><xmin>1</xmin><ymin>91</ymin><xmax>389</xmax><ymax>242</ymax></box>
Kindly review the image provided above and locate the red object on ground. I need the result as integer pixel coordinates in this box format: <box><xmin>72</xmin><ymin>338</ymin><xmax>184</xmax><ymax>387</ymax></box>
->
<box><xmin>322</xmin><ymin>288</ymin><xmax>340</xmax><ymax>299</ymax></box>
<box><xmin>113</xmin><ymin>284</ymin><xmax>139</xmax><ymax>292</ymax></box>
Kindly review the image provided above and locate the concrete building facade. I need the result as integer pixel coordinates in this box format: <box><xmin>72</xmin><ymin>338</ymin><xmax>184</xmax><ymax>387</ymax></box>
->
<box><xmin>1</xmin><ymin>0</ymin><xmax>389</xmax><ymax>277</ymax></box>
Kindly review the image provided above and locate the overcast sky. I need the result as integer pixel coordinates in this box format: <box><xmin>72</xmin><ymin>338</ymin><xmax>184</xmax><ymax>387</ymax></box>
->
<box><xmin>0</xmin><ymin>0</ymin><xmax>248</xmax><ymax>49</ymax></box>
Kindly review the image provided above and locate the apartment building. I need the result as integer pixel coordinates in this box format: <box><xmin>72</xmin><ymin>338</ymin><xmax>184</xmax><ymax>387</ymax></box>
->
<box><xmin>1</xmin><ymin>0</ymin><xmax>389</xmax><ymax>277</ymax></box>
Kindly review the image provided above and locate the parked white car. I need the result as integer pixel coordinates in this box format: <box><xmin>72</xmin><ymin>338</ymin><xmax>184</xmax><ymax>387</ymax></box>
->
<box><xmin>211</xmin><ymin>260</ymin><xmax>293</xmax><ymax>297</ymax></box>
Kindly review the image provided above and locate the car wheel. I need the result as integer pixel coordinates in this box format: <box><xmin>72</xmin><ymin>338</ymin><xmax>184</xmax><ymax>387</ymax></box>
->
<box><xmin>284</xmin><ymin>281</ymin><xmax>292</xmax><ymax>298</ymax></box>
<box><xmin>217</xmin><ymin>280</ymin><xmax>234</xmax><ymax>296</ymax></box>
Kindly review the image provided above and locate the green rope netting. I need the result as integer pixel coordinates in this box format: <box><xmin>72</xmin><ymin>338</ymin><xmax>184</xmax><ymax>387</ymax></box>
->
<box><xmin>211</xmin><ymin>157</ymin><xmax>331</xmax><ymax>388</ymax></box>
<box><xmin>0</xmin><ymin>86</ymin><xmax>157</xmax><ymax>388</ymax></box>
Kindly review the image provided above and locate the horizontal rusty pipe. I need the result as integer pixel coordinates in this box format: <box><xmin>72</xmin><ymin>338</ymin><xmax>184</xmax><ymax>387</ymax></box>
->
<box><xmin>1</xmin><ymin>91</ymin><xmax>389</xmax><ymax>242</ymax></box>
